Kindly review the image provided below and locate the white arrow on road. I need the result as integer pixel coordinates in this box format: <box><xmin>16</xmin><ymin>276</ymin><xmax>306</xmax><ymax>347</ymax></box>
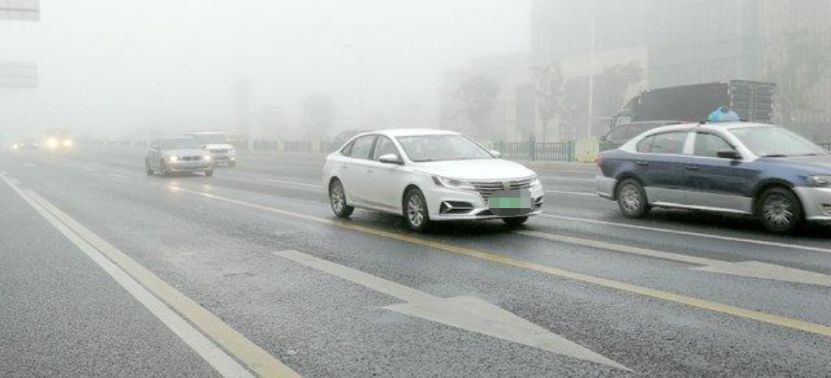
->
<box><xmin>517</xmin><ymin>230</ymin><xmax>831</xmax><ymax>287</ymax></box>
<box><xmin>272</xmin><ymin>250</ymin><xmax>629</xmax><ymax>371</ymax></box>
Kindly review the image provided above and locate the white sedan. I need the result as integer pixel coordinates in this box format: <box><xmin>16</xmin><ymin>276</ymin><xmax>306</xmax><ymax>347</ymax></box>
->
<box><xmin>322</xmin><ymin>129</ymin><xmax>544</xmax><ymax>231</ymax></box>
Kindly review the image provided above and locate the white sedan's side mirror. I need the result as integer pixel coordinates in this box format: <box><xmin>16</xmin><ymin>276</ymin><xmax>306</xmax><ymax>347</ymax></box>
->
<box><xmin>489</xmin><ymin>150</ymin><xmax>502</xmax><ymax>158</ymax></box>
<box><xmin>378</xmin><ymin>153</ymin><xmax>402</xmax><ymax>164</ymax></box>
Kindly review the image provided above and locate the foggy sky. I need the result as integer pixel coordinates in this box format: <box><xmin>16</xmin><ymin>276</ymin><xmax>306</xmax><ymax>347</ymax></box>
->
<box><xmin>0</xmin><ymin>0</ymin><xmax>529</xmax><ymax>140</ymax></box>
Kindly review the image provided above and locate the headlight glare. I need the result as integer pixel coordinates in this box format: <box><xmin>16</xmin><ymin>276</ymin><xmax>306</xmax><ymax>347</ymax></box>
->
<box><xmin>204</xmin><ymin>155</ymin><xmax>211</xmax><ymax>161</ymax></box>
<box><xmin>808</xmin><ymin>175</ymin><xmax>831</xmax><ymax>187</ymax></box>
<box><xmin>46</xmin><ymin>138</ymin><xmax>59</xmax><ymax>149</ymax></box>
<box><xmin>63</xmin><ymin>139</ymin><xmax>73</xmax><ymax>147</ymax></box>
<box><xmin>168</xmin><ymin>156</ymin><xmax>178</xmax><ymax>163</ymax></box>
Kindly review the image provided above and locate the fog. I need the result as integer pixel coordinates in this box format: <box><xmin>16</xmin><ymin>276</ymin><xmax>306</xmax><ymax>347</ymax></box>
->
<box><xmin>0</xmin><ymin>0</ymin><xmax>529</xmax><ymax>141</ymax></box>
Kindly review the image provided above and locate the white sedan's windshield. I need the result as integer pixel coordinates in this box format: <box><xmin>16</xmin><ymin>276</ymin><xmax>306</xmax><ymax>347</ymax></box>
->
<box><xmin>730</xmin><ymin>127</ymin><xmax>827</xmax><ymax>157</ymax></box>
<box><xmin>396</xmin><ymin>135</ymin><xmax>493</xmax><ymax>162</ymax></box>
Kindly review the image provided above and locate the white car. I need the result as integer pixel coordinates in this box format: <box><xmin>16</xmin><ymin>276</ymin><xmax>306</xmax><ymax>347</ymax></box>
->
<box><xmin>187</xmin><ymin>131</ymin><xmax>238</xmax><ymax>167</ymax></box>
<box><xmin>322</xmin><ymin>129</ymin><xmax>544</xmax><ymax>231</ymax></box>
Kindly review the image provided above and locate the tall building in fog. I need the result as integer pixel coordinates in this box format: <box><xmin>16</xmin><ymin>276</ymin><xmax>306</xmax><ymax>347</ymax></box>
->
<box><xmin>532</xmin><ymin>0</ymin><xmax>831</xmax><ymax>139</ymax></box>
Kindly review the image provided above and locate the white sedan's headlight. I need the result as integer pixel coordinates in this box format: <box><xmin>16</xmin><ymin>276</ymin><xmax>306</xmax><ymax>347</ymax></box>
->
<box><xmin>46</xmin><ymin>138</ymin><xmax>59</xmax><ymax>149</ymax></box>
<box><xmin>204</xmin><ymin>155</ymin><xmax>212</xmax><ymax>162</ymax></box>
<box><xmin>432</xmin><ymin>176</ymin><xmax>476</xmax><ymax>190</ymax></box>
<box><xmin>529</xmin><ymin>176</ymin><xmax>542</xmax><ymax>188</ymax></box>
<box><xmin>168</xmin><ymin>155</ymin><xmax>178</xmax><ymax>163</ymax></box>
<box><xmin>807</xmin><ymin>175</ymin><xmax>831</xmax><ymax>187</ymax></box>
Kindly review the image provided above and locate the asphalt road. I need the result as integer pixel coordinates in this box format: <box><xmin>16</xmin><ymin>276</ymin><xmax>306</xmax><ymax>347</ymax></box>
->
<box><xmin>2</xmin><ymin>147</ymin><xmax>831</xmax><ymax>377</ymax></box>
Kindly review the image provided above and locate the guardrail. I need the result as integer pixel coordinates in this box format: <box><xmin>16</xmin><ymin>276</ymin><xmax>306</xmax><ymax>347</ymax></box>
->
<box><xmin>78</xmin><ymin>138</ymin><xmax>831</xmax><ymax>161</ymax></box>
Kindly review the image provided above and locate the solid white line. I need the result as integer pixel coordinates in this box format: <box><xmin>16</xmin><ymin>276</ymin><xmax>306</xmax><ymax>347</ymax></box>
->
<box><xmin>273</xmin><ymin>250</ymin><xmax>434</xmax><ymax>303</ymax></box>
<box><xmin>8</xmin><ymin>177</ymin><xmax>20</xmax><ymax>185</ymax></box>
<box><xmin>257</xmin><ymin>177</ymin><xmax>324</xmax><ymax>190</ymax></box>
<box><xmin>516</xmin><ymin>230</ymin><xmax>716</xmax><ymax>266</ymax></box>
<box><xmin>0</xmin><ymin>177</ymin><xmax>254</xmax><ymax>378</ymax></box>
<box><xmin>545</xmin><ymin>190</ymin><xmax>596</xmax><ymax>197</ymax></box>
<box><xmin>540</xmin><ymin>213</ymin><xmax>831</xmax><ymax>255</ymax></box>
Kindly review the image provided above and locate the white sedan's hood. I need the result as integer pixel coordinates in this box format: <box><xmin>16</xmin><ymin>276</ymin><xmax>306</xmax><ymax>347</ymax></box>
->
<box><xmin>414</xmin><ymin>159</ymin><xmax>536</xmax><ymax>180</ymax></box>
<box><xmin>205</xmin><ymin>143</ymin><xmax>235</xmax><ymax>150</ymax></box>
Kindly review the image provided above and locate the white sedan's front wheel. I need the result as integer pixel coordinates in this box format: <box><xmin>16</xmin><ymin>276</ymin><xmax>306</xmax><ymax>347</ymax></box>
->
<box><xmin>404</xmin><ymin>188</ymin><xmax>431</xmax><ymax>232</ymax></box>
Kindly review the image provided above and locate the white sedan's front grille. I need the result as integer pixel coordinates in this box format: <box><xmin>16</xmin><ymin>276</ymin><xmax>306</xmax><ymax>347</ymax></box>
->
<box><xmin>471</xmin><ymin>177</ymin><xmax>534</xmax><ymax>200</ymax></box>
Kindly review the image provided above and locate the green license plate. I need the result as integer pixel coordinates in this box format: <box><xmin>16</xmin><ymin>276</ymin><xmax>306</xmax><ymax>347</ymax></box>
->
<box><xmin>488</xmin><ymin>189</ymin><xmax>533</xmax><ymax>215</ymax></box>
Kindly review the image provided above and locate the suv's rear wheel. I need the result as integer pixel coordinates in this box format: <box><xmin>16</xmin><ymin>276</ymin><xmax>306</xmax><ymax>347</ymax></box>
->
<box><xmin>329</xmin><ymin>179</ymin><xmax>354</xmax><ymax>218</ymax></box>
<box><xmin>758</xmin><ymin>187</ymin><xmax>802</xmax><ymax>234</ymax></box>
<box><xmin>404</xmin><ymin>188</ymin><xmax>431</xmax><ymax>232</ymax></box>
<box><xmin>617</xmin><ymin>179</ymin><xmax>650</xmax><ymax>218</ymax></box>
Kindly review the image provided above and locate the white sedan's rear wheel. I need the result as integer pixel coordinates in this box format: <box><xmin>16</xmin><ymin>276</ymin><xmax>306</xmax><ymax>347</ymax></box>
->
<box><xmin>329</xmin><ymin>179</ymin><xmax>354</xmax><ymax>218</ymax></box>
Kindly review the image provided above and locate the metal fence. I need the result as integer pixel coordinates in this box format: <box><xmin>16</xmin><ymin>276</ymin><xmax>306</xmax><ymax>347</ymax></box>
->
<box><xmin>491</xmin><ymin>141</ymin><xmax>576</xmax><ymax>161</ymax></box>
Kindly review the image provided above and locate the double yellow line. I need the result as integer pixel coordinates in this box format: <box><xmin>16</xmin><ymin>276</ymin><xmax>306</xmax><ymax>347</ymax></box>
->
<box><xmin>171</xmin><ymin>185</ymin><xmax>831</xmax><ymax>339</ymax></box>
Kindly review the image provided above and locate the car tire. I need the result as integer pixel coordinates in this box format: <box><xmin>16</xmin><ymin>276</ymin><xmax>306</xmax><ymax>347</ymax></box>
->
<box><xmin>329</xmin><ymin>179</ymin><xmax>354</xmax><ymax>218</ymax></box>
<box><xmin>229</xmin><ymin>161</ymin><xmax>237</xmax><ymax>168</ymax></box>
<box><xmin>146</xmin><ymin>159</ymin><xmax>154</xmax><ymax>175</ymax></box>
<box><xmin>403</xmin><ymin>187</ymin><xmax>431</xmax><ymax>232</ymax></box>
<box><xmin>205</xmin><ymin>169</ymin><xmax>214</xmax><ymax>177</ymax></box>
<box><xmin>502</xmin><ymin>216</ymin><xmax>529</xmax><ymax>227</ymax></box>
<box><xmin>758</xmin><ymin>187</ymin><xmax>802</xmax><ymax>234</ymax></box>
<box><xmin>616</xmin><ymin>179</ymin><xmax>650</xmax><ymax>218</ymax></box>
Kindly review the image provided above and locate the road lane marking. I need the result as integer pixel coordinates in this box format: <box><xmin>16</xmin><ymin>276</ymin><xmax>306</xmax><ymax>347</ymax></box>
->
<box><xmin>516</xmin><ymin>230</ymin><xmax>831</xmax><ymax>287</ymax></box>
<box><xmin>110</xmin><ymin>173</ymin><xmax>130</xmax><ymax>181</ymax></box>
<box><xmin>0</xmin><ymin>176</ymin><xmax>299</xmax><ymax>378</ymax></box>
<box><xmin>539</xmin><ymin>175</ymin><xmax>595</xmax><ymax>182</ymax></box>
<box><xmin>8</xmin><ymin>177</ymin><xmax>20</xmax><ymax>185</ymax></box>
<box><xmin>256</xmin><ymin>177</ymin><xmax>324</xmax><ymax>190</ymax></box>
<box><xmin>545</xmin><ymin>190</ymin><xmax>596</xmax><ymax>196</ymax></box>
<box><xmin>540</xmin><ymin>213</ymin><xmax>831</xmax><ymax>255</ymax></box>
<box><xmin>272</xmin><ymin>250</ymin><xmax>628</xmax><ymax>370</ymax></box>
<box><xmin>168</xmin><ymin>185</ymin><xmax>831</xmax><ymax>339</ymax></box>
<box><xmin>23</xmin><ymin>162</ymin><xmax>37</xmax><ymax>167</ymax></box>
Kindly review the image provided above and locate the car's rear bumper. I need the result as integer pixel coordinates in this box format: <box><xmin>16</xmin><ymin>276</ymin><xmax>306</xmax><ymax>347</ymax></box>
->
<box><xmin>596</xmin><ymin>175</ymin><xmax>616</xmax><ymax>199</ymax></box>
<box><xmin>794</xmin><ymin>186</ymin><xmax>831</xmax><ymax>222</ymax></box>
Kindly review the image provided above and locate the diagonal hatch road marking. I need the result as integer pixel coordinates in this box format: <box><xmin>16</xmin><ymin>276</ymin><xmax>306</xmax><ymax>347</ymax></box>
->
<box><xmin>272</xmin><ymin>250</ymin><xmax>629</xmax><ymax>371</ymax></box>
<box><xmin>517</xmin><ymin>230</ymin><xmax>831</xmax><ymax>287</ymax></box>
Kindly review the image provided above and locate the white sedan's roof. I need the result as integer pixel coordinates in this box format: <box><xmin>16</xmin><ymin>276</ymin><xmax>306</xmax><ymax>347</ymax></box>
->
<box><xmin>358</xmin><ymin>128</ymin><xmax>459</xmax><ymax>138</ymax></box>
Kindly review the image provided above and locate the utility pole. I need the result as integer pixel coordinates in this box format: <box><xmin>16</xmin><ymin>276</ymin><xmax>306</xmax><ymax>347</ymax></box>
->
<box><xmin>586</xmin><ymin>0</ymin><xmax>597</xmax><ymax>139</ymax></box>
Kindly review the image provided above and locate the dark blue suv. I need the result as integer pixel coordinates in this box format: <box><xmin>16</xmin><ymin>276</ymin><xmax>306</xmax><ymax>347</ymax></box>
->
<box><xmin>596</xmin><ymin>122</ymin><xmax>831</xmax><ymax>233</ymax></box>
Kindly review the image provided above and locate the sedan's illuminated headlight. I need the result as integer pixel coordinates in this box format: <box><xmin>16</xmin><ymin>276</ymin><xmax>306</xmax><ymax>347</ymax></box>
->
<box><xmin>62</xmin><ymin>139</ymin><xmax>73</xmax><ymax>147</ymax></box>
<box><xmin>807</xmin><ymin>175</ymin><xmax>831</xmax><ymax>187</ymax></box>
<box><xmin>432</xmin><ymin>176</ymin><xmax>475</xmax><ymax>190</ymax></box>
<box><xmin>204</xmin><ymin>155</ymin><xmax>212</xmax><ymax>162</ymax></box>
<box><xmin>46</xmin><ymin>138</ymin><xmax>59</xmax><ymax>149</ymax></box>
<box><xmin>168</xmin><ymin>156</ymin><xmax>179</xmax><ymax>163</ymax></box>
<box><xmin>12</xmin><ymin>144</ymin><xmax>19</xmax><ymax>150</ymax></box>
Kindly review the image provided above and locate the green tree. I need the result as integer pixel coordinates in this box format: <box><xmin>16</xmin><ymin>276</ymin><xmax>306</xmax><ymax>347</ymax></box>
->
<box><xmin>530</xmin><ymin>63</ymin><xmax>566</xmax><ymax>142</ymax></box>
<box><xmin>302</xmin><ymin>93</ymin><xmax>337</xmax><ymax>138</ymax></box>
<box><xmin>765</xmin><ymin>30</ymin><xmax>831</xmax><ymax>122</ymax></box>
<box><xmin>452</xmin><ymin>75</ymin><xmax>500</xmax><ymax>136</ymax></box>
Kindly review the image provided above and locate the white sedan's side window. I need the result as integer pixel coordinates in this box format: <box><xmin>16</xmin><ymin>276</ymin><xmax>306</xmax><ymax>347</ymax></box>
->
<box><xmin>349</xmin><ymin>136</ymin><xmax>376</xmax><ymax>160</ymax></box>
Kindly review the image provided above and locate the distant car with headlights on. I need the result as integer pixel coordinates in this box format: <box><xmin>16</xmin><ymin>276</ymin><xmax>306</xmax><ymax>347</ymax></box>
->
<box><xmin>186</xmin><ymin>131</ymin><xmax>238</xmax><ymax>167</ymax></box>
<box><xmin>12</xmin><ymin>139</ymin><xmax>40</xmax><ymax>151</ymax></box>
<box><xmin>145</xmin><ymin>137</ymin><xmax>214</xmax><ymax>177</ymax></box>
<box><xmin>323</xmin><ymin>129</ymin><xmax>544</xmax><ymax>231</ymax></box>
<box><xmin>44</xmin><ymin>129</ymin><xmax>74</xmax><ymax>151</ymax></box>
<box><xmin>597</xmin><ymin>122</ymin><xmax>831</xmax><ymax>233</ymax></box>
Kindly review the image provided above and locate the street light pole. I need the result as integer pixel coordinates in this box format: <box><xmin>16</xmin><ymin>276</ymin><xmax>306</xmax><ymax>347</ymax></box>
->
<box><xmin>586</xmin><ymin>0</ymin><xmax>597</xmax><ymax>139</ymax></box>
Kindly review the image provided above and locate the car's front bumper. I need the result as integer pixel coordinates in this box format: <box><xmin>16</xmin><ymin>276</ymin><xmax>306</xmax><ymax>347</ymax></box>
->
<box><xmin>427</xmin><ymin>185</ymin><xmax>545</xmax><ymax>221</ymax></box>
<box><xmin>210</xmin><ymin>152</ymin><xmax>237</xmax><ymax>164</ymax></box>
<box><xmin>167</xmin><ymin>161</ymin><xmax>213</xmax><ymax>172</ymax></box>
<box><xmin>794</xmin><ymin>186</ymin><xmax>831</xmax><ymax>222</ymax></box>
